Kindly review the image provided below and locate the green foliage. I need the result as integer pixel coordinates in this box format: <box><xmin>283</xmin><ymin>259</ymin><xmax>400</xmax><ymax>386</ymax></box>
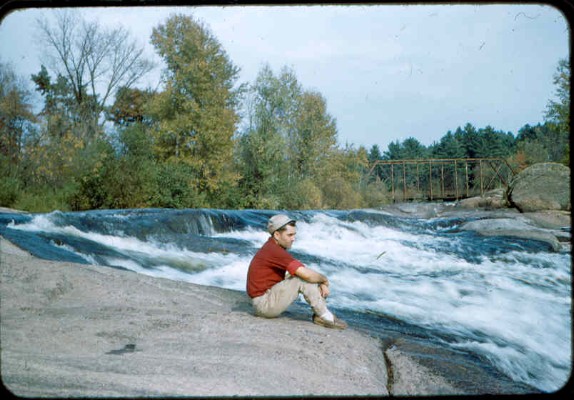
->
<box><xmin>384</xmin><ymin>137</ymin><xmax>427</xmax><ymax>160</ymax></box>
<box><xmin>542</xmin><ymin>60</ymin><xmax>570</xmax><ymax>166</ymax></box>
<box><xmin>429</xmin><ymin>131</ymin><xmax>465</xmax><ymax>159</ymax></box>
<box><xmin>0</xmin><ymin>177</ymin><xmax>20</xmax><ymax>206</ymax></box>
<box><xmin>151</xmin><ymin>161</ymin><xmax>207</xmax><ymax>209</ymax></box>
<box><xmin>236</xmin><ymin>126</ymin><xmax>286</xmax><ymax>208</ymax></box>
<box><xmin>362</xmin><ymin>180</ymin><xmax>392</xmax><ymax>208</ymax></box>
<box><xmin>292</xmin><ymin>90</ymin><xmax>338</xmax><ymax>179</ymax></box>
<box><xmin>283</xmin><ymin>179</ymin><xmax>323</xmax><ymax>210</ymax></box>
<box><xmin>1</xmin><ymin>61</ymin><xmax>36</xmax><ymax>165</ymax></box>
<box><xmin>107</xmin><ymin>87</ymin><xmax>155</xmax><ymax>127</ymax></box>
<box><xmin>237</xmin><ymin>64</ymin><xmax>345</xmax><ymax>209</ymax></box>
<box><xmin>545</xmin><ymin>58</ymin><xmax>570</xmax><ymax>138</ymax></box>
<box><xmin>320</xmin><ymin>176</ymin><xmax>362</xmax><ymax>209</ymax></box>
<box><xmin>67</xmin><ymin>139</ymin><xmax>115</xmax><ymax>210</ymax></box>
<box><xmin>149</xmin><ymin>14</ymin><xmax>242</xmax><ymax>199</ymax></box>
<box><xmin>67</xmin><ymin>126</ymin><xmax>161</xmax><ymax>211</ymax></box>
<box><xmin>106</xmin><ymin>125</ymin><xmax>158</xmax><ymax>209</ymax></box>
<box><xmin>14</xmin><ymin>185</ymin><xmax>74</xmax><ymax>213</ymax></box>
<box><xmin>515</xmin><ymin>121</ymin><xmax>567</xmax><ymax>166</ymax></box>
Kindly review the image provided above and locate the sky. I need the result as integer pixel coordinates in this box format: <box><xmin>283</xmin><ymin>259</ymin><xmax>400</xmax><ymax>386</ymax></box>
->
<box><xmin>0</xmin><ymin>2</ymin><xmax>570</xmax><ymax>151</ymax></box>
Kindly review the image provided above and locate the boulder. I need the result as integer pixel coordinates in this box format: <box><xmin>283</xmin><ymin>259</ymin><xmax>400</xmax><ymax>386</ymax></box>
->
<box><xmin>459</xmin><ymin>217</ymin><xmax>563</xmax><ymax>252</ymax></box>
<box><xmin>456</xmin><ymin>188</ymin><xmax>507</xmax><ymax>209</ymax></box>
<box><xmin>507</xmin><ymin>163</ymin><xmax>570</xmax><ymax>212</ymax></box>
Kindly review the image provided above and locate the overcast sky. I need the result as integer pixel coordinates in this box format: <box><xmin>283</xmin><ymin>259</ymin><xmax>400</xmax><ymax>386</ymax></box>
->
<box><xmin>0</xmin><ymin>3</ymin><xmax>569</xmax><ymax>151</ymax></box>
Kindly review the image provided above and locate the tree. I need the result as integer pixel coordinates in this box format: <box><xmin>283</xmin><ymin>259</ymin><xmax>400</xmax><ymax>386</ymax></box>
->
<box><xmin>237</xmin><ymin>64</ymin><xmax>344</xmax><ymax>209</ymax></box>
<box><xmin>544</xmin><ymin>58</ymin><xmax>570</xmax><ymax>164</ymax></box>
<box><xmin>430</xmin><ymin>131</ymin><xmax>465</xmax><ymax>159</ymax></box>
<box><xmin>319</xmin><ymin>144</ymin><xmax>367</xmax><ymax>209</ymax></box>
<box><xmin>368</xmin><ymin>144</ymin><xmax>383</xmax><ymax>163</ymax></box>
<box><xmin>107</xmin><ymin>86</ymin><xmax>155</xmax><ymax>127</ymax></box>
<box><xmin>515</xmin><ymin>122</ymin><xmax>563</xmax><ymax>166</ymax></box>
<box><xmin>31</xmin><ymin>65</ymin><xmax>78</xmax><ymax>139</ymax></box>
<box><xmin>0</xmin><ymin>61</ymin><xmax>36</xmax><ymax>164</ymax></box>
<box><xmin>0</xmin><ymin>61</ymin><xmax>37</xmax><ymax>206</ymax></box>
<box><xmin>545</xmin><ymin>59</ymin><xmax>570</xmax><ymax>136</ymax></box>
<box><xmin>401</xmin><ymin>137</ymin><xmax>428</xmax><ymax>159</ymax></box>
<box><xmin>37</xmin><ymin>10</ymin><xmax>154</xmax><ymax>141</ymax></box>
<box><xmin>383</xmin><ymin>137</ymin><xmax>427</xmax><ymax>160</ymax></box>
<box><xmin>474</xmin><ymin>126</ymin><xmax>515</xmax><ymax>158</ymax></box>
<box><xmin>236</xmin><ymin>123</ymin><xmax>286</xmax><ymax>209</ymax></box>
<box><xmin>454</xmin><ymin>123</ymin><xmax>480</xmax><ymax>158</ymax></box>
<box><xmin>367</xmin><ymin>144</ymin><xmax>384</xmax><ymax>181</ymax></box>
<box><xmin>149</xmin><ymin>14</ymin><xmax>242</xmax><ymax>205</ymax></box>
<box><xmin>237</xmin><ymin>65</ymin><xmax>301</xmax><ymax>208</ymax></box>
<box><xmin>292</xmin><ymin>90</ymin><xmax>338</xmax><ymax>180</ymax></box>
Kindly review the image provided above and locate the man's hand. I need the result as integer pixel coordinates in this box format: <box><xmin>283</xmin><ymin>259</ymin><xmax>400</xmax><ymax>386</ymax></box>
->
<box><xmin>319</xmin><ymin>283</ymin><xmax>330</xmax><ymax>298</ymax></box>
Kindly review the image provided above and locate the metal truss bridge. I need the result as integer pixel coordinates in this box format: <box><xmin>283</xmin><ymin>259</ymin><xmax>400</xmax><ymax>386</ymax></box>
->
<box><xmin>368</xmin><ymin>158</ymin><xmax>517</xmax><ymax>202</ymax></box>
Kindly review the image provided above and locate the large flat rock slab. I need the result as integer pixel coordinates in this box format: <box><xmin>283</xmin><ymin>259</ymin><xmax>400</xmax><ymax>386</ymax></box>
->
<box><xmin>0</xmin><ymin>238</ymin><xmax>387</xmax><ymax>397</ymax></box>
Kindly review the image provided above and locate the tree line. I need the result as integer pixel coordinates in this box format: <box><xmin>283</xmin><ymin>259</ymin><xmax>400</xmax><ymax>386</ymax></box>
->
<box><xmin>0</xmin><ymin>12</ymin><xmax>570</xmax><ymax>212</ymax></box>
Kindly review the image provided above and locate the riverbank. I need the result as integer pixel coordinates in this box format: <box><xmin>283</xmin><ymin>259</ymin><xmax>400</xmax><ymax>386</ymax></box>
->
<box><xmin>1</xmin><ymin>235</ymin><xmax>541</xmax><ymax>397</ymax></box>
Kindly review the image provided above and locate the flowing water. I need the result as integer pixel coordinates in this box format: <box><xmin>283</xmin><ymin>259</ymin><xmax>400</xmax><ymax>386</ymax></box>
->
<box><xmin>0</xmin><ymin>207</ymin><xmax>570</xmax><ymax>392</ymax></box>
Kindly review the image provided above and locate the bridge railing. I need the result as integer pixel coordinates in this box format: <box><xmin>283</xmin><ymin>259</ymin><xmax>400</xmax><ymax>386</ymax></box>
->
<box><xmin>367</xmin><ymin>158</ymin><xmax>517</xmax><ymax>202</ymax></box>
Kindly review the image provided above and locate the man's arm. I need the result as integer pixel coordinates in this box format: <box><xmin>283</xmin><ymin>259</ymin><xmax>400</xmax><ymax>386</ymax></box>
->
<box><xmin>295</xmin><ymin>267</ymin><xmax>330</xmax><ymax>298</ymax></box>
<box><xmin>294</xmin><ymin>266</ymin><xmax>328</xmax><ymax>285</ymax></box>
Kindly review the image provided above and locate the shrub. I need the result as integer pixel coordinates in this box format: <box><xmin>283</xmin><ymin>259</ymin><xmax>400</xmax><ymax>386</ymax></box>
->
<box><xmin>320</xmin><ymin>176</ymin><xmax>362</xmax><ymax>209</ymax></box>
<box><xmin>151</xmin><ymin>162</ymin><xmax>206</xmax><ymax>209</ymax></box>
<box><xmin>284</xmin><ymin>178</ymin><xmax>323</xmax><ymax>210</ymax></box>
<box><xmin>0</xmin><ymin>176</ymin><xmax>20</xmax><ymax>207</ymax></box>
<box><xmin>362</xmin><ymin>180</ymin><xmax>391</xmax><ymax>208</ymax></box>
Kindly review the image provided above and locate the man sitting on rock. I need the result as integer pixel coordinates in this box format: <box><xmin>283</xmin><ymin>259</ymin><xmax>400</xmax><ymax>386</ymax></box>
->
<box><xmin>246</xmin><ymin>214</ymin><xmax>347</xmax><ymax>329</ymax></box>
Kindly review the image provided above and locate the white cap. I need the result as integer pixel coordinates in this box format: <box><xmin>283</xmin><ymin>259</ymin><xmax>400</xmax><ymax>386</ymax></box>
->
<box><xmin>267</xmin><ymin>214</ymin><xmax>295</xmax><ymax>234</ymax></box>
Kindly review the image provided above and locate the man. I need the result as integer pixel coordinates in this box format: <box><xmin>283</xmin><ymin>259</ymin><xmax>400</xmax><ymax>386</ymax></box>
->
<box><xmin>246</xmin><ymin>214</ymin><xmax>347</xmax><ymax>329</ymax></box>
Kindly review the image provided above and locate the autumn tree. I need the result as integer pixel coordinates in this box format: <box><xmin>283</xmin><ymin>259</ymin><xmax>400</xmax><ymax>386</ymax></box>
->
<box><xmin>292</xmin><ymin>90</ymin><xmax>338</xmax><ymax>180</ymax></box>
<box><xmin>107</xmin><ymin>86</ymin><xmax>155</xmax><ymax>127</ymax></box>
<box><xmin>320</xmin><ymin>144</ymin><xmax>368</xmax><ymax>209</ymax></box>
<box><xmin>149</xmin><ymin>14</ymin><xmax>243</xmax><ymax>206</ymax></box>
<box><xmin>0</xmin><ymin>61</ymin><xmax>36</xmax><ymax>206</ymax></box>
<box><xmin>0</xmin><ymin>61</ymin><xmax>36</xmax><ymax>164</ymax></box>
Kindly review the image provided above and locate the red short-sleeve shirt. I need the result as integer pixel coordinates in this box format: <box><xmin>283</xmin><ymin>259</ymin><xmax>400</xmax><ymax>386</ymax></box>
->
<box><xmin>246</xmin><ymin>237</ymin><xmax>303</xmax><ymax>298</ymax></box>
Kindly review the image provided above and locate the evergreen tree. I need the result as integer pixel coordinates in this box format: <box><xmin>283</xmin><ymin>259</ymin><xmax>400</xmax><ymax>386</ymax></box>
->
<box><xmin>367</xmin><ymin>144</ymin><xmax>384</xmax><ymax>181</ymax></box>
<box><xmin>430</xmin><ymin>131</ymin><xmax>465</xmax><ymax>159</ymax></box>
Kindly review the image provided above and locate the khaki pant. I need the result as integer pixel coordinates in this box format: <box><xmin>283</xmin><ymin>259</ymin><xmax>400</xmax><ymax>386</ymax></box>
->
<box><xmin>251</xmin><ymin>276</ymin><xmax>328</xmax><ymax>318</ymax></box>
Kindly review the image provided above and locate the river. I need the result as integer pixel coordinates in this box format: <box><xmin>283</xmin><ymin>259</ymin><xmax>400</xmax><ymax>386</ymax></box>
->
<box><xmin>0</xmin><ymin>206</ymin><xmax>570</xmax><ymax>392</ymax></box>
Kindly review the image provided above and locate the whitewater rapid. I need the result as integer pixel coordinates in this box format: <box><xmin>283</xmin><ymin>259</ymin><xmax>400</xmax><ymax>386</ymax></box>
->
<box><xmin>1</xmin><ymin>208</ymin><xmax>570</xmax><ymax>391</ymax></box>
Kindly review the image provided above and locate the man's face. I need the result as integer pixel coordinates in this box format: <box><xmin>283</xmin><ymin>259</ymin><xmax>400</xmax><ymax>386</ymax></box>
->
<box><xmin>273</xmin><ymin>224</ymin><xmax>296</xmax><ymax>250</ymax></box>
